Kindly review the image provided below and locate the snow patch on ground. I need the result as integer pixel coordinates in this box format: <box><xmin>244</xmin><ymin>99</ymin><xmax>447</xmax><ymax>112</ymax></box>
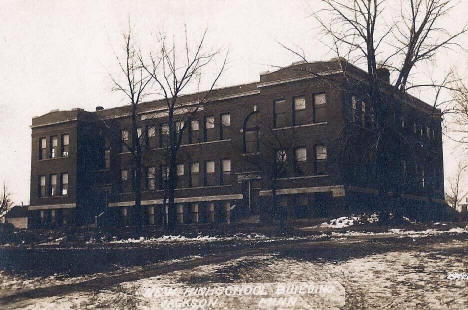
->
<box><xmin>320</xmin><ymin>216</ymin><xmax>361</xmax><ymax>228</ymax></box>
<box><xmin>320</xmin><ymin>213</ymin><xmax>379</xmax><ymax>228</ymax></box>
<box><xmin>109</xmin><ymin>233</ymin><xmax>269</xmax><ymax>244</ymax></box>
<box><xmin>388</xmin><ymin>227</ymin><xmax>468</xmax><ymax>238</ymax></box>
<box><xmin>37</xmin><ymin>237</ymin><xmax>65</xmax><ymax>246</ymax></box>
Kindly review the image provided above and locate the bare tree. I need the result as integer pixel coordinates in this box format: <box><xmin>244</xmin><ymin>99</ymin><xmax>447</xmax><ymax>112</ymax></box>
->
<box><xmin>239</xmin><ymin>114</ymin><xmax>300</xmax><ymax>230</ymax></box>
<box><xmin>450</xmin><ymin>75</ymin><xmax>468</xmax><ymax>143</ymax></box>
<box><xmin>0</xmin><ymin>182</ymin><xmax>13</xmax><ymax>215</ymax></box>
<box><xmin>446</xmin><ymin>162</ymin><xmax>466</xmax><ymax>210</ymax></box>
<box><xmin>282</xmin><ymin>0</ymin><xmax>467</xmax><ymax>218</ymax></box>
<box><xmin>315</xmin><ymin>0</ymin><xmax>467</xmax><ymax>93</ymax></box>
<box><xmin>110</xmin><ymin>27</ymin><xmax>152</xmax><ymax>231</ymax></box>
<box><xmin>140</xmin><ymin>28</ymin><xmax>227</xmax><ymax>230</ymax></box>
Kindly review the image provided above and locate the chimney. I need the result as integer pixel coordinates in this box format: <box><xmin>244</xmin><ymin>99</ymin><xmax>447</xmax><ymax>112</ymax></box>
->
<box><xmin>377</xmin><ymin>68</ymin><xmax>390</xmax><ymax>83</ymax></box>
<box><xmin>96</xmin><ymin>106</ymin><xmax>104</xmax><ymax>111</ymax></box>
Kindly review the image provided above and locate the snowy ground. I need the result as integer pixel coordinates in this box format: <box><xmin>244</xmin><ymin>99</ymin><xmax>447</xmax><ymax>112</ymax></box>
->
<box><xmin>1</xmin><ymin>227</ymin><xmax>467</xmax><ymax>309</ymax></box>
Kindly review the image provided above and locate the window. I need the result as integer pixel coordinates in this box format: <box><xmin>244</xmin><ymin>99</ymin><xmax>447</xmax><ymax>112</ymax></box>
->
<box><xmin>244</xmin><ymin>129</ymin><xmax>258</xmax><ymax>153</ymax></box>
<box><xmin>426</xmin><ymin>127</ymin><xmax>431</xmax><ymax>139</ymax></box>
<box><xmin>370</xmin><ymin>105</ymin><xmax>375</xmax><ymax>127</ymax></box>
<box><xmin>147</xmin><ymin>126</ymin><xmax>156</xmax><ymax>147</ymax></box>
<box><xmin>160</xmin><ymin>124</ymin><xmax>169</xmax><ymax>147</ymax></box>
<box><xmin>191</xmin><ymin>162</ymin><xmax>200</xmax><ymax>173</ymax></box>
<box><xmin>191</xmin><ymin>120</ymin><xmax>199</xmax><ymax>131</ymax></box>
<box><xmin>351</xmin><ymin>96</ymin><xmax>358</xmax><ymax>123</ymax></box>
<box><xmin>190</xmin><ymin>162</ymin><xmax>200</xmax><ymax>187</ymax></box>
<box><xmin>61</xmin><ymin>173</ymin><xmax>68</xmax><ymax>196</ymax></box>
<box><xmin>39</xmin><ymin>176</ymin><xmax>46</xmax><ymax>197</ymax></box>
<box><xmin>176</xmin><ymin>121</ymin><xmax>184</xmax><ymax>133</ymax></box>
<box><xmin>294</xmin><ymin>96</ymin><xmax>306</xmax><ymax>111</ymax></box>
<box><xmin>221</xmin><ymin>113</ymin><xmax>230</xmax><ymax>126</ymax></box>
<box><xmin>204</xmin><ymin>160</ymin><xmax>215</xmax><ymax>186</ymax></box>
<box><xmin>50</xmin><ymin>136</ymin><xmax>58</xmax><ymax>158</ymax></box>
<box><xmin>275</xmin><ymin>150</ymin><xmax>287</xmax><ymax>177</ymax></box>
<box><xmin>121</xmin><ymin>170</ymin><xmax>128</xmax><ymax>182</ymax></box>
<box><xmin>361</xmin><ymin>101</ymin><xmax>366</xmax><ymax>127</ymax></box>
<box><xmin>221</xmin><ymin>159</ymin><xmax>231</xmax><ymax>185</ymax></box>
<box><xmin>147</xmin><ymin>167</ymin><xmax>156</xmax><ymax>190</ymax></box>
<box><xmin>401</xmin><ymin>118</ymin><xmax>405</xmax><ymax>128</ymax></box>
<box><xmin>121</xmin><ymin>129</ymin><xmax>129</xmax><ymax>151</ymax></box>
<box><xmin>161</xmin><ymin>166</ymin><xmax>169</xmax><ymax>182</ymax></box>
<box><xmin>222</xmin><ymin>159</ymin><xmax>231</xmax><ymax>174</ymax></box>
<box><xmin>104</xmin><ymin>149</ymin><xmax>111</xmax><ymax>169</ymax></box>
<box><xmin>205</xmin><ymin>161</ymin><xmax>215</xmax><ymax>174</ymax></box>
<box><xmin>121</xmin><ymin>130</ymin><xmax>129</xmax><ymax>141</ymax></box>
<box><xmin>297</xmin><ymin>195</ymin><xmax>308</xmax><ymax>206</ymax></box>
<box><xmin>276</xmin><ymin>150</ymin><xmax>287</xmax><ymax>163</ymax></box>
<box><xmin>161</xmin><ymin>124</ymin><xmax>169</xmax><ymax>135</ymax></box>
<box><xmin>204</xmin><ymin>116</ymin><xmax>215</xmax><ymax>142</ymax></box>
<box><xmin>293</xmin><ymin>96</ymin><xmax>306</xmax><ymax>125</ymax></box>
<box><xmin>422</xmin><ymin>168</ymin><xmax>425</xmax><ymax>188</ymax></box>
<box><xmin>295</xmin><ymin>147</ymin><xmax>307</xmax><ymax>176</ymax></box>
<box><xmin>220</xmin><ymin>113</ymin><xmax>230</xmax><ymax>139</ymax></box>
<box><xmin>315</xmin><ymin>145</ymin><xmax>327</xmax><ymax>160</ymax></box>
<box><xmin>244</xmin><ymin>112</ymin><xmax>259</xmax><ymax>153</ymax></box>
<box><xmin>274</xmin><ymin>99</ymin><xmax>289</xmax><ymax>128</ymax></box>
<box><xmin>413</xmin><ymin>122</ymin><xmax>417</xmax><ymax>134</ymax></box>
<box><xmin>205</xmin><ymin>116</ymin><xmax>215</xmax><ymax>129</ymax></box>
<box><xmin>313</xmin><ymin>93</ymin><xmax>326</xmax><ymax>123</ymax></box>
<box><xmin>61</xmin><ymin>134</ymin><xmax>69</xmax><ymax>157</ymax></box>
<box><xmin>280</xmin><ymin>196</ymin><xmax>288</xmax><ymax>207</ymax></box>
<box><xmin>315</xmin><ymin>145</ymin><xmax>327</xmax><ymax>175</ymax></box>
<box><xmin>39</xmin><ymin>137</ymin><xmax>47</xmax><ymax>160</ymax></box>
<box><xmin>295</xmin><ymin>147</ymin><xmax>307</xmax><ymax>162</ymax></box>
<box><xmin>189</xmin><ymin>120</ymin><xmax>199</xmax><ymax>144</ymax></box>
<box><xmin>50</xmin><ymin>174</ymin><xmax>58</xmax><ymax>196</ymax></box>
<box><xmin>148</xmin><ymin>126</ymin><xmax>156</xmax><ymax>137</ymax></box>
<box><xmin>177</xmin><ymin>164</ymin><xmax>184</xmax><ymax>176</ymax></box>
<box><xmin>314</xmin><ymin>93</ymin><xmax>326</xmax><ymax>105</ymax></box>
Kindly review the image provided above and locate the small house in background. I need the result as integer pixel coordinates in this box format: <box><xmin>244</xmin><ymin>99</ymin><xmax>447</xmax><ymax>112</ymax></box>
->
<box><xmin>3</xmin><ymin>205</ymin><xmax>29</xmax><ymax>229</ymax></box>
<box><xmin>458</xmin><ymin>197</ymin><xmax>468</xmax><ymax>213</ymax></box>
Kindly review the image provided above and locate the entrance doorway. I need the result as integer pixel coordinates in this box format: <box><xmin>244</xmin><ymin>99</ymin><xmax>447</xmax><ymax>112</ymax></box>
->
<box><xmin>241</xmin><ymin>179</ymin><xmax>261</xmax><ymax>215</ymax></box>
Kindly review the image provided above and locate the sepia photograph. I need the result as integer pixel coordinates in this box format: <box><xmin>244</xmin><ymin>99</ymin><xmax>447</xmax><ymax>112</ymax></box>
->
<box><xmin>0</xmin><ymin>0</ymin><xmax>467</xmax><ymax>309</ymax></box>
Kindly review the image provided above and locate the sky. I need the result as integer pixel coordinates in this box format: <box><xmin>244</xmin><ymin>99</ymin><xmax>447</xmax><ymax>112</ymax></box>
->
<box><xmin>0</xmin><ymin>0</ymin><xmax>467</xmax><ymax>204</ymax></box>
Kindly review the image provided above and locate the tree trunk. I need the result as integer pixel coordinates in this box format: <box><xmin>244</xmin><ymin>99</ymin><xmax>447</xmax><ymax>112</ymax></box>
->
<box><xmin>167</xmin><ymin>107</ymin><xmax>178</xmax><ymax>231</ymax></box>
<box><xmin>134</xmin><ymin>151</ymin><xmax>143</xmax><ymax>233</ymax></box>
<box><xmin>131</xmin><ymin>102</ymin><xmax>144</xmax><ymax>234</ymax></box>
<box><xmin>167</xmin><ymin>158</ymin><xmax>177</xmax><ymax>231</ymax></box>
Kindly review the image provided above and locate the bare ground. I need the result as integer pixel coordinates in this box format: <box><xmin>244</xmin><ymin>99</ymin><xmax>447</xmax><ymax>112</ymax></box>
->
<box><xmin>0</xmin><ymin>229</ymin><xmax>467</xmax><ymax>309</ymax></box>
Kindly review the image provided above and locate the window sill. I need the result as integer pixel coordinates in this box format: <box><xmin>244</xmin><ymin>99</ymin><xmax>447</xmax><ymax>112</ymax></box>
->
<box><xmin>39</xmin><ymin>195</ymin><xmax>68</xmax><ymax>199</ymax></box>
<box><xmin>180</xmin><ymin>139</ymin><xmax>232</xmax><ymax>148</ymax></box>
<box><xmin>38</xmin><ymin>156</ymin><xmax>70</xmax><ymax>161</ymax></box>
<box><xmin>138</xmin><ymin>184</ymin><xmax>233</xmax><ymax>193</ymax></box>
<box><xmin>119</xmin><ymin>139</ymin><xmax>232</xmax><ymax>154</ymax></box>
<box><xmin>241</xmin><ymin>152</ymin><xmax>260</xmax><ymax>156</ymax></box>
<box><xmin>94</xmin><ymin>168</ymin><xmax>110</xmax><ymax>172</ymax></box>
<box><xmin>273</xmin><ymin>122</ymin><xmax>327</xmax><ymax>131</ymax></box>
<box><xmin>277</xmin><ymin>174</ymin><xmax>328</xmax><ymax>180</ymax></box>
